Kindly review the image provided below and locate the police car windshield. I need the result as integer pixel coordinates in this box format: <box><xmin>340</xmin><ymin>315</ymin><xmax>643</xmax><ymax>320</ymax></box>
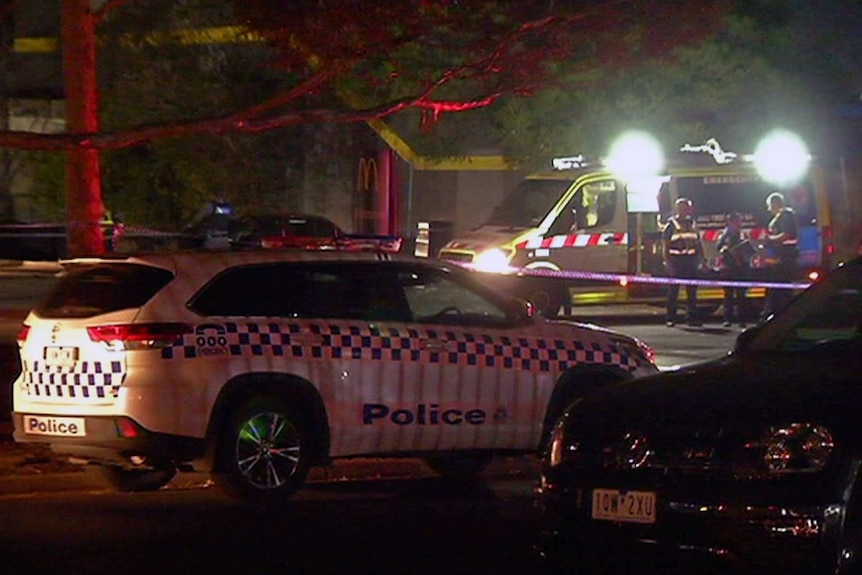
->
<box><xmin>486</xmin><ymin>179</ymin><xmax>572</xmax><ymax>228</ymax></box>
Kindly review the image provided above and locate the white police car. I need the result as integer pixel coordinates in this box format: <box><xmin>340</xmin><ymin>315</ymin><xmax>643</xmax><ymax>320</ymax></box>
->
<box><xmin>12</xmin><ymin>250</ymin><xmax>657</xmax><ymax>500</ymax></box>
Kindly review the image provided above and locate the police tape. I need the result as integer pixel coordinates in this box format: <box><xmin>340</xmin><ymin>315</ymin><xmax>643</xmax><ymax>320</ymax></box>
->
<box><xmin>459</xmin><ymin>263</ymin><xmax>812</xmax><ymax>291</ymax></box>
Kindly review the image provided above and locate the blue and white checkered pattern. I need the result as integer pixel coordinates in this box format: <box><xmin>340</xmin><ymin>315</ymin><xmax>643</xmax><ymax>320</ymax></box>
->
<box><xmin>161</xmin><ymin>322</ymin><xmax>642</xmax><ymax>373</ymax></box>
<box><xmin>20</xmin><ymin>359</ymin><xmax>125</xmax><ymax>402</ymax></box>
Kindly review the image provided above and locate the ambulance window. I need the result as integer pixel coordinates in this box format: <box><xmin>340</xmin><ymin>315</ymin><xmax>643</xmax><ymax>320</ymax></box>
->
<box><xmin>548</xmin><ymin>180</ymin><xmax>617</xmax><ymax>235</ymax></box>
<box><xmin>672</xmin><ymin>175</ymin><xmax>817</xmax><ymax>230</ymax></box>
<box><xmin>487</xmin><ymin>179</ymin><xmax>573</xmax><ymax>228</ymax></box>
<box><xmin>582</xmin><ymin>181</ymin><xmax>617</xmax><ymax>228</ymax></box>
<box><xmin>397</xmin><ymin>268</ymin><xmax>508</xmax><ymax>326</ymax></box>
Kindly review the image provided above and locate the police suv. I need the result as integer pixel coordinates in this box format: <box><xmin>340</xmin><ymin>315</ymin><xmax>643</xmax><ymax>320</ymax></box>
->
<box><xmin>12</xmin><ymin>250</ymin><xmax>657</xmax><ymax>500</ymax></box>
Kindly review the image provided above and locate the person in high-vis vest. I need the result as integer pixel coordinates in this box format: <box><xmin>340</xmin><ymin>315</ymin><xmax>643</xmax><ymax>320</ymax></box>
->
<box><xmin>763</xmin><ymin>191</ymin><xmax>799</xmax><ymax>318</ymax></box>
<box><xmin>662</xmin><ymin>197</ymin><xmax>705</xmax><ymax>327</ymax></box>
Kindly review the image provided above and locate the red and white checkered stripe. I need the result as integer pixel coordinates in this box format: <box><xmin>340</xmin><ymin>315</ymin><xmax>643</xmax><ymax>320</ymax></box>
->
<box><xmin>518</xmin><ymin>232</ymin><xmax>628</xmax><ymax>250</ymax></box>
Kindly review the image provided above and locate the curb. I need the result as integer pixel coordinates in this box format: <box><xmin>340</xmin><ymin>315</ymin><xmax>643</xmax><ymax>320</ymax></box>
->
<box><xmin>0</xmin><ymin>455</ymin><xmax>541</xmax><ymax>497</ymax></box>
<box><xmin>0</xmin><ymin>469</ymin><xmax>110</xmax><ymax>496</ymax></box>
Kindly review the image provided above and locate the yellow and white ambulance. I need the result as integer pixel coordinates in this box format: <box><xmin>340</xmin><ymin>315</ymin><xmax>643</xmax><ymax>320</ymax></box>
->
<box><xmin>439</xmin><ymin>138</ymin><xmax>835</xmax><ymax>316</ymax></box>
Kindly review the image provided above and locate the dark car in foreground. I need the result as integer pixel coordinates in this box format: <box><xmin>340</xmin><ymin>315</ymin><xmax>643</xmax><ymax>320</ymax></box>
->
<box><xmin>537</xmin><ymin>258</ymin><xmax>862</xmax><ymax>574</ymax></box>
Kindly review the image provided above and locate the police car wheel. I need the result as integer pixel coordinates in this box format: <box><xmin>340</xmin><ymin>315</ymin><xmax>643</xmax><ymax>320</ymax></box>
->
<box><xmin>424</xmin><ymin>452</ymin><xmax>494</xmax><ymax>479</ymax></box>
<box><xmin>214</xmin><ymin>396</ymin><xmax>310</xmax><ymax>501</ymax></box>
<box><xmin>99</xmin><ymin>465</ymin><xmax>177</xmax><ymax>492</ymax></box>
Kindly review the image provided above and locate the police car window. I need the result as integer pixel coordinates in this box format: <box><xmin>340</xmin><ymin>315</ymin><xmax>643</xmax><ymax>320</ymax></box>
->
<box><xmin>191</xmin><ymin>263</ymin><xmax>409</xmax><ymax>321</ymax></box>
<box><xmin>190</xmin><ymin>265</ymin><xmax>296</xmax><ymax>317</ymax></box>
<box><xmin>397</xmin><ymin>268</ymin><xmax>508</xmax><ymax>326</ymax></box>
<box><xmin>37</xmin><ymin>264</ymin><xmax>174</xmax><ymax>319</ymax></box>
<box><xmin>302</xmin><ymin>265</ymin><xmax>409</xmax><ymax>321</ymax></box>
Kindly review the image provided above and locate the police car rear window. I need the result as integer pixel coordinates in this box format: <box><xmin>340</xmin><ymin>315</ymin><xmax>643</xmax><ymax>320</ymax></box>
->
<box><xmin>35</xmin><ymin>264</ymin><xmax>174</xmax><ymax>319</ymax></box>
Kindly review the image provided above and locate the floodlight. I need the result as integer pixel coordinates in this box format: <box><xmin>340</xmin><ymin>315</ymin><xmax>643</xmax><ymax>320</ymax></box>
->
<box><xmin>606</xmin><ymin>131</ymin><xmax>664</xmax><ymax>180</ymax></box>
<box><xmin>753</xmin><ymin>130</ymin><xmax>810</xmax><ymax>186</ymax></box>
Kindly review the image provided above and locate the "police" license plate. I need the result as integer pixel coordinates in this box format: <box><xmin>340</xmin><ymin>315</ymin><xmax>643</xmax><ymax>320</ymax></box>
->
<box><xmin>24</xmin><ymin>415</ymin><xmax>87</xmax><ymax>437</ymax></box>
<box><xmin>591</xmin><ymin>488</ymin><xmax>656</xmax><ymax>524</ymax></box>
<box><xmin>44</xmin><ymin>346</ymin><xmax>78</xmax><ymax>368</ymax></box>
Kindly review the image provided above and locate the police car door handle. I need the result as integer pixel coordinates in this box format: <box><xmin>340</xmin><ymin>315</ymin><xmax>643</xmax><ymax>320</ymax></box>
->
<box><xmin>420</xmin><ymin>339</ymin><xmax>448</xmax><ymax>351</ymax></box>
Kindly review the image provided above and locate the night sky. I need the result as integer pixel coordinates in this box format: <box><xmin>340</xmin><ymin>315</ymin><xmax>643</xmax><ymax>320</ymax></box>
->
<box><xmin>792</xmin><ymin>0</ymin><xmax>862</xmax><ymax>94</ymax></box>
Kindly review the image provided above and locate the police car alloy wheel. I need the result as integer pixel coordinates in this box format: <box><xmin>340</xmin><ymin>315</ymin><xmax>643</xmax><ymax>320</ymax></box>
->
<box><xmin>215</xmin><ymin>396</ymin><xmax>310</xmax><ymax>500</ymax></box>
<box><xmin>100</xmin><ymin>465</ymin><xmax>177</xmax><ymax>492</ymax></box>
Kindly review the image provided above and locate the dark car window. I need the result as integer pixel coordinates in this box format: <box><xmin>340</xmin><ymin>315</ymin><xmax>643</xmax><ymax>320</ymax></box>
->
<box><xmin>189</xmin><ymin>262</ymin><xmax>410</xmax><ymax>321</ymax></box>
<box><xmin>396</xmin><ymin>266</ymin><xmax>509</xmax><ymax>327</ymax></box>
<box><xmin>752</xmin><ymin>263</ymin><xmax>862</xmax><ymax>353</ymax></box>
<box><xmin>36</xmin><ymin>264</ymin><xmax>174</xmax><ymax>319</ymax></box>
<box><xmin>285</xmin><ymin>218</ymin><xmax>337</xmax><ymax>238</ymax></box>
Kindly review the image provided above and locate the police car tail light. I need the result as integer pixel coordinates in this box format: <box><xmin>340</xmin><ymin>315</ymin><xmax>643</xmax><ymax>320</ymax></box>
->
<box><xmin>746</xmin><ymin>423</ymin><xmax>834</xmax><ymax>475</ymax></box>
<box><xmin>87</xmin><ymin>323</ymin><xmax>191</xmax><ymax>351</ymax></box>
<box><xmin>16</xmin><ymin>324</ymin><xmax>30</xmax><ymax>344</ymax></box>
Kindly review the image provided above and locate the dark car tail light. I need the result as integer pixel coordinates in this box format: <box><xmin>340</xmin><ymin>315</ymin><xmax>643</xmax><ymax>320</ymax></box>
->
<box><xmin>87</xmin><ymin>323</ymin><xmax>191</xmax><ymax>350</ymax></box>
<box><xmin>16</xmin><ymin>324</ymin><xmax>30</xmax><ymax>344</ymax></box>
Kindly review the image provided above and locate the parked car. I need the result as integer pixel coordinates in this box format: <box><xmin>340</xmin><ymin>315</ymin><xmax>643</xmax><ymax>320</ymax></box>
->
<box><xmin>537</xmin><ymin>257</ymin><xmax>862</xmax><ymax>574</ymax></box>
<box><xmin>11</xmin><ymin>251</ymin><xmax>657</xmax><ymax>501</ymax></box>
<box><xmin>228</xmin><ymin>213</ymin><xmax>403</xmax><ymax>253</ymax></box>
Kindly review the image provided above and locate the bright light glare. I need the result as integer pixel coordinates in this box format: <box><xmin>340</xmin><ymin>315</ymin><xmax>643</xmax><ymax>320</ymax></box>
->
<box><xmin>808</xmin><ymin>270</ymin><xmax>820</xmax><ymax>282</ymax></box>
<box><xmin>474</xmin><ymin>249</ymin><xmax>512</xmax><ymax>273</ymax></box>
<box><xmin>754</xmin><ymin>130</ymin><xmax>810</xmax><ymax>186</ymax></box>
<box><xmin>606</xmin><ymin>131</ymin><xmax>664</xmax><ymax>180</ymax></box>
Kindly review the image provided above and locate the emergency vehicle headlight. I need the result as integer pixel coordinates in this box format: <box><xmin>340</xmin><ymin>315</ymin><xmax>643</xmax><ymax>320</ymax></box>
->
<box><xmin>474</xmin><ymin>249</ymin><xmax>512</xmax><ymax>273</ymax></box>
<box><xmin>753</xmin><ymin>130</ymin><xmax>810</xmax><ymax>186</ymax></box>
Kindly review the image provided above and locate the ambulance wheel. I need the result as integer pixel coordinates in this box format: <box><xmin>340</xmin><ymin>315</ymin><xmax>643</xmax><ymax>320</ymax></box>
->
<box><xmin>523</xmin><ymin>284</ymin><xmax>568</xmax><ymax>317</ymax></box>
<box><xmin>100</xmin><ymin>464</ymin><xmax>176</xmax><ymax>492</ymax></box>
<box><xmin>214</xmin><ymin>396</ymin><xmax>310</xmax><ymax>502</ymax></box>
<box><xmin>424</xmin><ymin>452</ymin><xmax>494</xmax><ymax>479</ymax></box>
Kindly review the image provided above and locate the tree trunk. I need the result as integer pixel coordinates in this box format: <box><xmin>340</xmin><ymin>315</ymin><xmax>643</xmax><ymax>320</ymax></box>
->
<box><xmin>0</xmin><ymin>2</ymin><xmax>13</xmax><ymax>221</ymax></box>
<box><xmin>62</xmin><ymin>0</ymin><xmax>103</xmax><ymax>256</ymax></box>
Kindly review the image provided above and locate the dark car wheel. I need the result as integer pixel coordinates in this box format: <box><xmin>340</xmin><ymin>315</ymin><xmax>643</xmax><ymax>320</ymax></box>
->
<box><xmin>424</xmin><ymin>452</ymin><xmax>494</xmax><ymax>479</ymax></box>
<box><xmin>214</xmin><ymin>396</ymin><xmax>310</xmax><ymax>502</ymax></box>
<box><xmin>100</xmin><ymin>465</ymin><xmax>177</xmax><ymax>492</ymax></box>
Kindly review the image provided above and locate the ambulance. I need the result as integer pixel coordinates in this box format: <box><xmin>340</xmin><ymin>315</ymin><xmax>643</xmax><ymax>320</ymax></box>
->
<box><xmin>438</xmin><ymin>136</ymin><xmax>834</xmax><ymax>316</ymax></box>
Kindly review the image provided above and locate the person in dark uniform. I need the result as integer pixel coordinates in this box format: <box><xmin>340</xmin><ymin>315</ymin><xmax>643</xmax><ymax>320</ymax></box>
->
<box><xmin>663</xmin><ymin>197</ymin><xmax>704</xmax><ymax>327</ymax></box>
<box><xmin>762</xmin><ymin>191</ymin><xmax>799</xmax><ymax>318</ymax></box>
<box><xmin>716</xmin><ymin>212</ymin><xmax>753</xmax><ymax>327</ymax></box>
